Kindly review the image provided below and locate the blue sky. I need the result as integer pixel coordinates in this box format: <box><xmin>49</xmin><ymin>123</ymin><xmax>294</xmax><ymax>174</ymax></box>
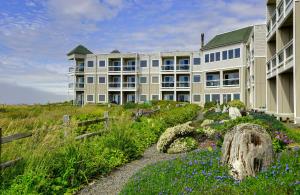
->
<box><xmin>0</xmin><ymin>0</ymin><xmax>265</xmax><ymax>104</ymax></box>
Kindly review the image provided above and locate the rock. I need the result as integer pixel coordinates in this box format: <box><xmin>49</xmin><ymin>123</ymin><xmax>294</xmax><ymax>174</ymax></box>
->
<box><xmin>167</xmin><ymin>137</ymin><xmax>198</xmax><ymax>154</ymax></box>
<box><xmin>200</xmin><ymin>119</ymin><xmax>214</xmax><ymax>127</ymax></box>
<box><xmin>221</xmin><ymin>123</ymin><xmax>274</xmax><ymax>180</ymax></box>
<box><xmin>215</xmin><ymin>103</ymin><xmax>221</xmax><ymax>113</ymax></box>
<box><xmin>157</xmin><ymin>122</ymin><xmax>195</xmax><ymax>153</ymax></box>
<box><xmin>220</xmin><ymin>120</ymin><xmax>229</xmax><ymax>124</ymax></box>
<box><xmin>222</xmin><ymin>105</ymin><xmax>228</xmax><ymax>113</ymax></box>
<box><xmin>229</xmin><ymin>107</ymin><xmax>242</xmax><ymax>120</ymax></box>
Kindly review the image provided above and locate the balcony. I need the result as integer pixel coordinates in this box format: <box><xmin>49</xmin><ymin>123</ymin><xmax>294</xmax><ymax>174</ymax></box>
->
<box><xmin>267</xmin><ymin>54</ymin><xmax>277</xmax><ymax>78</ymax></box>
<box><xmin>176</xmin><ymin>64</ymin><xmax>190</xmax><ymax>71</ymax></box>
<box><xmin>161</xmin><ymin>65</ymin><xmax>174</xmax><ymax>71</ymax></box>
<box><xmin>176</xmin><ymin>82</ymin><xmax>190</xmax><ymax>88</ymax></box>
<box><xmin>69</xmin><ymin>66</ymin><xmax>84</xmax><ymax>74</ymax></box>
<box><xmin>108</xmin><ymin>82</ymin><xmax>121</xmax><ymax>88</ymax></box>
<box><xmin>277</xmin><ymin>39</ymin><xmax>293</xmax><ymax>72</ymax></box>
<box><xmin>223</xmin><ymin>78</ymin><xmax>239</xmax><ymax>87</ymax></box>
<box><xmin>123</xmin><ymin>65</ymin><xmax>136</xmax><ymax>72</ymax></box>
<box><xmin>108</xmin><ymin>66</ymin><xmax>121</xmax><ymax>72</ymax></box>
<box><xmin>123</xmin><ymin>82</ymin><xmax>136</xmax><ymax>89</ymax></box>
<box><xmin>162</xmin><ymin>82</ymin><xmax>174</xmax><ymax>88</ymax></box>
<box><xmin>206</xmin><ymin>80</ymin><xmax>220</xmax><ymax>88</ymax></box>
<box><xmin>69</xmin><ymin>82</ymin><xmax>84</xmax><ymax>90</ymax></box>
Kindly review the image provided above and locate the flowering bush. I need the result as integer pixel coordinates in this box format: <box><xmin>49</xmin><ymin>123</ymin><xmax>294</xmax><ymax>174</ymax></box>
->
<box><xmin>273</xmin><ymin>131</ymin><xmax>293</xmax><ymax>152</ymax></box>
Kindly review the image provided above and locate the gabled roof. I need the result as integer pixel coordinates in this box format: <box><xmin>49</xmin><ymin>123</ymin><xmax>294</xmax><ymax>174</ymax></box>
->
<box><xmin>67</xmin><ymin>45</ymin><xmax>93</xmax><ymax>56</ymax></box>
<box><xmin>203</xmin><ymin>26</ymin><xmax>253</xmax><ymax>50</ymax></box>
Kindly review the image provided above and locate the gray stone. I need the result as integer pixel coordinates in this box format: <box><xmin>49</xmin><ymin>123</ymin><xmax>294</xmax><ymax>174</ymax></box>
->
<box><xmin>229</xmin><ymin>107</ymin><xmax>242</xmax><ymax>120</ymax></box>
<box><xmin>222</xmin><ymin>105</ymin><xmax>228</xmax><ymax>113</ymax></box>
<box><xmin>221</xmin><ymin>123</ymin><xmax>274</xmax><ymax>180</ymax></box>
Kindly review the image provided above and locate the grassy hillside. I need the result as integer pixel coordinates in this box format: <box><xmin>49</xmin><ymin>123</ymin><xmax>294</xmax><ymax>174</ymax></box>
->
<box><xmin>0</xmin><ymin>101</ymin><xmax>199</xmax><ymax>194</ymax></box>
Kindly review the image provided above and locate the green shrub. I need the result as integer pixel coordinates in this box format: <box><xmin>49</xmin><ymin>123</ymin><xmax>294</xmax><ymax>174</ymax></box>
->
<box><xmin>204</xmin><ymin>111</ymin><xmax>230</xmax><ymax>121</ymax></box>
<box><xmin>227</xmin><ymin>100</ymin><xmax>246</xmax><ymax>110</ymax></box>
<box><xmin>123</xmin><ymin>102</ymin><xmax>137</xmax><ymax>109</ymax></box>
<box><xmin>204</xmin><ymin>102</ymin><xmax>217</xmax><ymax>110</ymax></box>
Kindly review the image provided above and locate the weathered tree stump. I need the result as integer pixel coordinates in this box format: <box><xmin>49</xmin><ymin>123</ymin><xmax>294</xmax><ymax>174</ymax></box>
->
<box><xmin>221</xmin><ymin>123</ymin><xmax>274</xmax><ymax>180</ymax></box>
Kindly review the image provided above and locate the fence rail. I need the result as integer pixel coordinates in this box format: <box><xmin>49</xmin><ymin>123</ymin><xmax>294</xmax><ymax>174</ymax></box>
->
<box><xmin>1</xmin><ymin>132</ymin><xmax>33</xmax><ymax>144</ymax></box>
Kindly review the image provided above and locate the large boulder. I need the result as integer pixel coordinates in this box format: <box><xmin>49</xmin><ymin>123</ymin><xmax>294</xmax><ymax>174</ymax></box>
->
<box><xmin>157</xmin><ymin>122</ymin><xmax>195</xmax><ymax>153</ymax></box>
<box><xmin>221</xmin><ymin>123</ymin><xmax>274</xmax><ymax>180</ymax></box>
<box><xmin>229</xmin><ymin>107</ymin><xmax>241</xmax><ymax>120</ymax></box>
<box><xmin>167</xmin><ymin>137</ymin><xmax>198</xmax><ymax>154</ymax></box>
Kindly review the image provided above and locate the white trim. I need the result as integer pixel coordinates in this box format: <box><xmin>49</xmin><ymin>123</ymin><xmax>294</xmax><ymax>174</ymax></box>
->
<box><xmin>98</xmin><ymin>94</ymin><xmax>106</xmax><ymax>102</ymax></box>
<box><xmin>139</xmin><ymin>94</ymin><xmax>148</xmax><ymax>102</ymax></box>
<box><xmin>98</xmin><ymin>60</ymin><xmax>106</xmax><ymax>68</ymax></box>
<box><xmin>192</xmin><ymin>74</ymin><xmax>201</xmax><ymax>83</ymax></box>
<box><xmin>151</xmin><ymin>76</ymin><xmax>159</xmax><ymax>84</ymax></box>
<box><xmin>86</xmin><ymin>76</ymin><xmax>95</xmax><ymax>84</ymax></box>
<box><xmin>86</xmin><ymin>94</ymin><xmax>95</xmax><ymax>103</ymax></box>
<box><xmin>98</xmin><ymin>75</ymin><xmax>106</xmax><ymax>84</ymax></box>
<box><xmin>139</xmin><ymin>76</ymin><xmax>148</xmax><ymax>84</ymax></box>
<box><xmin>192</xmin><ymin>93</ymin><xmax>201</xmax><ymax>102</ymax></box>
<box><xmin>151</xmin><ymin>94</ymin><xmax>159</xmax><ymax>101</ymax></box>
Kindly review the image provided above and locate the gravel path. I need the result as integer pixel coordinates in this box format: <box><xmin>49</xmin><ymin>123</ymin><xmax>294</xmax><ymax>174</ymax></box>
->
<box><xmin>78</xmin><ymin>144</ymin><xmax>187</xmax><ymax>195</ymax></box>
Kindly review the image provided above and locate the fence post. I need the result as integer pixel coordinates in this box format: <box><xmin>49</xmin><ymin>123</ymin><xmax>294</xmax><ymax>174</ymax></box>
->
<box><xmin>63</xmin><ymin>115</ymin><xmax>70</xmax><ymax>137</ymax></box>
<box><xmin>104</xmin><ymin>112</ymin><xmax>109</xmax><ymax>130</ymax></box>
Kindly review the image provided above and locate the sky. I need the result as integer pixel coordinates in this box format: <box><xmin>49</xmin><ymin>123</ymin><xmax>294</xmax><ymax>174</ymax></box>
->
<box><xmin>0</xmin><ymin>0</ymin><xmax>265</xmax><ymax>104</ymax></box>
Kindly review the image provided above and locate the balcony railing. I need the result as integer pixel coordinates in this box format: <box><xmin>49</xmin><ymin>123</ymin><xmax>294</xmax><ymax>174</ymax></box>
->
<box><xmin>123</xmin><ymin>82</ymin><xmax>136</xmax><ymax>88</ymax></box>
<box><xmin>176</xmin><ymin>64</ymin><xmax>190</xmax><ymax>71</ymax></box>
<box><xmin>206</xmin><ymin>80</ymin><xmax>220</xmax><ymax>87</ymax></box>
<box><xmin>69</xmin><ymin>82</ymin><xmax>84</xmax><ymax>89</ymax></box>
<box><xmin>161</xmin><ymin>65</ymin><xmax>174</xmax><ymax>71</ymax></box>
<box><xmin>277</xmin><ymin>39</ymin><xmax>293</xmax><ymax>69</ymax></box>
<box><xmin>108</xmin><ymin>82</ymin><xmax>121</xmax><ymax>88</ymax></box>
<box><xmin>176</xmin><ymin>82</ymin><xmax>190</xmax><ymax>88</ymax></box>
<box><xmin>267</xmin><ymin>54</ymin><xmax>277</xmax><ymax>76</ymax></box>
<box><xmin>162</xmin><ymin>82</ymin><xmax>174</xmax><ymax>88</ymax></box>
<box><xmin>123</xmin><ymin>65</ymin><xmax>136</xmax><ymax>72</ymax></box>
<box><xmin>277</xmin><ymin>1</ymin><xmax>284</xmax><ymax>21</ymax></box>
<box><xmin>223</xmin><ymin>78</ymin><xmax>240</xmax><ymax>86</ymax></box>
<box><xmin>69</xmin><ymin>66</ymin><xmax>84</xmax><ymax>73</ymax></box>
<box><xmin>108</xmin><ymin>66</ymin><xmax>121</xmax><ymax>72</ymax></box>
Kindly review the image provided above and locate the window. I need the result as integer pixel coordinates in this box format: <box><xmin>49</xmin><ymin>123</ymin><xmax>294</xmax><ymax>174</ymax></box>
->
<box><xmin>152</xmin><ymin>60</ymin><xmax>159</xmax><ymax>67</ymax></box>
<box><xmin>179</xmin><ymin>59</ymin><xmax>189</xmax><ymax>65</ymax></box>
<box><xmin>87</xmin><ymin>77</ymin><xmax>94</xmax><ymax>84</ymax></box>
<box><xmin>205</xmin><ymin>54</ymin><xmax>209</xmax><ymax>63</ymax></box>
<box><xmin>99</xmin><ymin>60</ymin><xmax>106</xmax><ymax>67</ymax></box>
<box><xmin>235</xmin><ymin>48</ymin><xmax>241</xmax><ymax>58</ymax></box>
<box><xmin>140</xmin><ymin>60</ymin><xmax>147</xmax><ymax>67</ymax></box>
<box><xmin>205</xmin><ymin>94</ymin><xmax>210</xmax><ymax>103</ymax></box>
<box><xmin>152</xmin><ymin>94</ymin><xmax>159</xmax><ymax>100</ymax></box>
<box><xmin>99</xmin><ymin>95</ymin><xmax>105</xmax><ymax>102</ymax></box>
<box><xmin>210</xmin><ymin>53</ymin><xmax>215</xmax><ymax>62</ymax></box>
<box><xmin>87</xmin><ymin>95</ymin><xmax>94</xmax><ymax>102</ymax></box>
<box><xmin>87</xmin><ymin>61</ymin><xmax>94</xmax><ymax>68</ymax></box>
<box><xmin>99</xmin><ymin>76</ymin><xmax>106</xmax><ymax>84</ymax></box>
<box><xmin>212</xmin><ymin>94</ymin><xmax>220</xmax><ymax>103</ymax></box>
<box><xmin>164</xmin><ymin>59</ymin><xmax>174</xmax><ymax>65</ymax></box>
<box><xmin>222</xmin><ymin>51</ymin><xmax>228</xmax><ymax>60</ymax></box>
<box><xmin>228</xmin><ymin>50</ymin><xmax>234</xmax><ymax>59</ymax></box>
<box><xmin>140</xmin><ymin>95</ymin><xmax>147</xmax><ymax>102</ymax></box>
<box><xmin>216</xmin><ymin>52</ymin><xmax>221</xmax><ymax>61</ymax></box>
<box><xmin>193</xmin><ymin>75</ymin><xmax>201</xmax><ymax>83</ymax></box>
<box><xmin>223</xmin><ymin>94</ymin><xmax>232</xmax><ymax>103</ymax></box>
<box><xmin>193</xmin><ymin>58</ymin><xmax>201</xmax><ymax>65</ymax></box>
<box><xmin>233</xmin><ymin>93</ymin><xmax>240</xmax><ymax>100</ymax></box>
<box><xmin>193</xmin><ymin>95</ymin><xmax>201</xmax><ymax>102</ymax></box>
<box><xmin>152</xmin><ymin>76</ymin><xmax>159</xmax><ymax>84</ymax></box>
<box><xmin>140</xmin><ymin>76</ymin><xmax>147</xmax><ymax>84</ymax></box>
<box><xmin>113</xmin><ymin>61</ymin><xmax>121</xmax><ymax>66</ymax></box>
<box><xmin>127</xmin><ymin>60</ymin><xmax>135</xmax><ymax>65</ymax></box>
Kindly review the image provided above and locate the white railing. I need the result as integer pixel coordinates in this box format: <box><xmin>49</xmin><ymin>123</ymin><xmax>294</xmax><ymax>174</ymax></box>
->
<box><xmin>277</xmin><ymin>1</ymin><xmax>284</xmax><ymax>21</ymax></box>
<box><xmin>108</xmin><ymin>82</ymin><xmax>121</xmax><ymax>88</ymax></box>
<box><xmin>108</xmin><ymin>66</ymin><xmax>121</xmax><ymax>72</ymax></box>
<box><xmin>161</xmin><ymin>65</ymin><xmax>174</xmax><ymax>71</ymax></box>
<box><xmin>123</xmin><ymin>65</ymin><xmax>136</xmax><ymax>72</ymax></box>
<box><xmin>69</xmin><ymin>82</ymin><xmax>84</xmax><ymax>89</ymax></box>
<box><xmin>223</xmin><ymin>78</ymin><xmax>239</xmax><ymax>86</ymax></box>
<box><xmin>161</xmin><ymin>82</ymin><xmax>174</xmax><ymax>88</ymax></box>
<box><xmin>277</xmin><ymin>39</ymin><xmax>293</xmax><ymax>69</ymax></box>
<box><xmin>176</xmin><ymin>82</ymin><xmax>190</xmax><ymax>88</ymax></box>
<box><xmin>206</xmin><ymin>80</ymin><xmax>220</xmax><ymax>87</ymax></box>
<box><xmin>176</xmin><ymin>64</ymin><xmax>190</xmax><ymax>71</ymax></box>
<box><xmin>69</xmin><ymin>66</ymin><xmax>84</xmax><ymax>73</ymax></box>
<box><xmin>123</xmin><ymin>82</ymin><xmax>136</xmax><ymax>88</ymax></box>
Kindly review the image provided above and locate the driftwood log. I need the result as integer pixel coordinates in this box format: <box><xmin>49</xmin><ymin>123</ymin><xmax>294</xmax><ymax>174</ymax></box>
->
<box><xmin>221</xmin><ymin>123</ymin><xmax>274</xmax><ymax>180</ymax></box>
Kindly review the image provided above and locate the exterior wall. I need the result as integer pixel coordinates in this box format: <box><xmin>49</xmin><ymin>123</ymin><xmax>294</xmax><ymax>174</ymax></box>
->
<box><xmin>295</xmin><ymin>0</ymin><xmax>300</xmax><ymax>123</ymax></box>
<box><xmin>254</xmin><ymin>57</ymin><xmax>267</xmax><ymax>109</ymax></box>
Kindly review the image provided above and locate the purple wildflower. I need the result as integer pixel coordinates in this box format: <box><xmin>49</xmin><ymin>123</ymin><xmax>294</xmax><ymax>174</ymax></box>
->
<box><xmin>285</xmin><ymin>164</ymin><xmax>289</xmax><ymax>172</ymax></box>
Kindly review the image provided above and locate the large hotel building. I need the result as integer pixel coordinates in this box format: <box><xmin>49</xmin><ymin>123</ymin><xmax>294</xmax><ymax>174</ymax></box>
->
<box><xmin>67</xmin><ymin>0</ymin><xmax>300</xmax><ymax>124</ymax></box>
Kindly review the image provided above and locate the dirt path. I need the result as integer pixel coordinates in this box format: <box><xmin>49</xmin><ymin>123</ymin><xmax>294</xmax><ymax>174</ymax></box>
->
<box><xmin>78</xmin><ymin>144</ymin><xmax>187</xmax><ymax>195</ymax></box>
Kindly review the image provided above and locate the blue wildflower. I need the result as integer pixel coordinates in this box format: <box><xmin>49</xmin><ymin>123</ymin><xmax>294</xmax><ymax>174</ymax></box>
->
<box><xmin>285</xmin><ymin>164</ymin><xmax>289</xmax><ymax>172</ymax></box>
<box><xmin>185</xmin><ymin>187</ymin><xmax>193</xmax><ymax>193</ymax></box>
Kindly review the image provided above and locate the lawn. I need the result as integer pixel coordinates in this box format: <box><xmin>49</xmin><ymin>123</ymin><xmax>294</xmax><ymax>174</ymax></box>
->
<box><xmin>0</xmin><ymin>101</ymin><xmax>199</xmax><ymax>194</ymax></box>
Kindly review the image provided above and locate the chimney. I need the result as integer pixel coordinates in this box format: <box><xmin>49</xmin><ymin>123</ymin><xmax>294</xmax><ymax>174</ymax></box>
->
<box><xmin>201</xmin><ymin>33</ymin><xmax>205</xmax><ymax>50</ymax></box>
